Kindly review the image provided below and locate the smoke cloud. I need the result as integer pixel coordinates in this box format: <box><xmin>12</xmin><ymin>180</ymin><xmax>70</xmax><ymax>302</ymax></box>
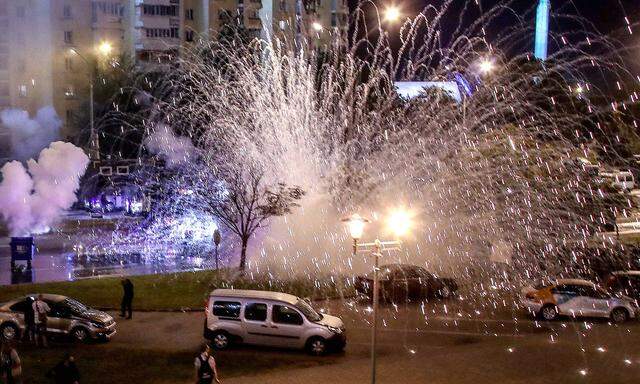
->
<box><xmin>0</xmin><ymin>142</ymin><xmax>89</xmax><ymax>236</ymax></box>
<box><xmin>144</xmin><ymin>125</ymin><xmax>196</xmax><ymax>167</ymax></box>
<box><xmin>0</xmin><ymin>106</ymin><xmax>61</xmax><ymax>162</ymax></box>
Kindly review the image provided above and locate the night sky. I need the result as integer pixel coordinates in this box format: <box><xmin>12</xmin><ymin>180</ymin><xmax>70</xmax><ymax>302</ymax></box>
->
<box><xmin>350</xmin><ymin>0</ymin><xmax>640</xmax><ymax>71</ymax></box>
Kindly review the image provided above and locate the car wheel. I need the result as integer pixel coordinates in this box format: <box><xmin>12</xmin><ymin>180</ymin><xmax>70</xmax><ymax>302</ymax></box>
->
<box><xmin>611</xmin><ymin>308</ymin><xmax>629</xmax><ymax>323</ymax></box>
<box><xmin>438</xmin><ymin>285</ymin><xmax>452</xmax><ymax>299</ymax></box>
<box><xmin>71</xmin><ymin>327</ymin><xmax>89</xmax><ymax>343</ymax></box>
<box><xmin>540</xmin><ymin>305</ymin><xmax>558</xmax><ymax>321</ymax></box>
<box><xmin>0</xmin><ymin>323</ymin><xmax>19</xmax><ymax>341</ymax></box>
<box><xmin>306</xmin><ymin>337</ymin><xmax>328</xmax><ymax>356</ymax></box>
<box><xmin>211</xmin><ymin>331</ymin><xmax>231</xmax><ymax>350</ymax></box>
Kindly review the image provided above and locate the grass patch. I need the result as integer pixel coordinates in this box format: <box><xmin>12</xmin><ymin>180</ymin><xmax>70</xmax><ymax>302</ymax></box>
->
<box><xmin>0</xmin><ymin>270</ymin><xmax>353</xmax><ymax>311</ymax></box>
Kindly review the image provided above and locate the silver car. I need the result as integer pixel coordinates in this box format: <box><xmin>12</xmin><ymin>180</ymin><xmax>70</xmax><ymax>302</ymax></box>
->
<box><xmin>0</xmin><ymin>294</ymin><xmax>116</xmax><ymax>342</ymax></box>
<box><xmin>204</xmin><ymin>289</ymin><xmax>346</xmax><ymax>355</ymax></box>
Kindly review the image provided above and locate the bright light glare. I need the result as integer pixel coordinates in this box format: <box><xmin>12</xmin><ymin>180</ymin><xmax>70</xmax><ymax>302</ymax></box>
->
<box><xmin>387</xmin><ymin>208</ymin><xmax>412</xmax><ymax>237</ymax></box>
<box><xmin>346</xmin><ymin>214</ymin><xmax>367</xmax><ymax>240</ymax></box>
<box><xmin>98</xmin><ymin>41</ymin><xmax>113</xmax><ymax>56</ymax></box>
<box><xmin>312</xmin><ymin>22</ymin><xmax>323</xmax><ymax>31</ymax></box>
<box><xmin>479</xmin><ymin>59</ymin><xmax>495</xmax><ymax>74</ymax></box>
<box><xmin>384</xmin><ymin>6</ymin><xmax>401</xmax><ymax>23</ymax></box>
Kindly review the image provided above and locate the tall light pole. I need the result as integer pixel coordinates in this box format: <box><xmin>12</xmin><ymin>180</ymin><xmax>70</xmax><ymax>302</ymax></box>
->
<box><xmin>70</xmin><ymin>41</ymin><xmax>112</xmax><ymax>160</ymax></box>
<box><xmin>213</xmin><ymin>228</ymin><xmax>221</xmax><ymax>269</ymax></box>
<box><xmin>343</xmin><ymin>212</ymin><xmax>407</xmax><ymax>384</ymax></box>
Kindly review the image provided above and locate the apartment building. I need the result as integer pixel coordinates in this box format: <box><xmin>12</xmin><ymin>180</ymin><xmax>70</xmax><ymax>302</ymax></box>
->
<box><xmin>0</xmin><ymin>0</ymin><xmax>348</xmax><ymax>143</ymax></box>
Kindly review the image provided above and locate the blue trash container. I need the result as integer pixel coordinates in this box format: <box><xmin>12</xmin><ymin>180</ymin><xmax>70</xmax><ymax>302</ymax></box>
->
<box><xmin>10</xmin><ymin>236</ymin><xmax>35</xmax><ymax>271</ymax></box>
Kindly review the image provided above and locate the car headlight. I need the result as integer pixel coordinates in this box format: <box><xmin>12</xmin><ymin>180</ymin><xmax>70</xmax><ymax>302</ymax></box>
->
<box><xmin>327</xmin><ymin>326</ymin><xmax>343</xmax><ymax>334</ymax></box>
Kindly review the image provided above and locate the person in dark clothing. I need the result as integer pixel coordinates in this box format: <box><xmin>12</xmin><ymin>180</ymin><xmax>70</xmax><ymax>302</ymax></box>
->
<box><xmin>120</xmin><ymin>278</ymin><xmax>134</xmax><ymax>319</ymax></box>
<box><xmin>194</xmin><ymin>344</ymin><xmax>220</xmax><ymax>384</ymax></box>
<box><xmin>22</xmin><ymin>297</ymin><xmax>35</xmax><ymax>343</ymax></box>
<box><xmin>46</xmin><ymin>354</ymin><xmax>79</xmax><ymax>384</ymax></box>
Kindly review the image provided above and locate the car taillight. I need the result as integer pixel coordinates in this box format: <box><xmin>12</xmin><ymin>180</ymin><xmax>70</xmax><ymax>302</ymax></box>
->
<box><xmin>204</xmin><ymin>297</ymin><xmax>211</xmax><ymax>312</ymax></box>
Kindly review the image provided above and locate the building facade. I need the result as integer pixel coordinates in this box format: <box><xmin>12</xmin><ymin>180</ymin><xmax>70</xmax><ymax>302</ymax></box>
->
<box><xmin>0</xmin><ymin>0</ymin><xmax>348</xmax><ymax>142</ymax></box>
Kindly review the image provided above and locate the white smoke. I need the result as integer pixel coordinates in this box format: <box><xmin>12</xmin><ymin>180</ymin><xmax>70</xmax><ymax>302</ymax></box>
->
<box><xmin>0</xmin><ymin>107</ymin><xmax>61</xmax><ymax>162</ymax></box>
<box><xmin>0</xmin><ymin>142</ymin><xmax>90</xmax><ymax>236</ymax></box>
<box><xmin>144</xmin><ymin>125</ymin><xmax>196</xmax><ymax>167</ymax></box>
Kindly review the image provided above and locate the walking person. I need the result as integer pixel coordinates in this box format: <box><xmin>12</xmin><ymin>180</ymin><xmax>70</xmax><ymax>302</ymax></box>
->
<box><xmin>33</xmin><ymin>294</ymin><xmax>50</xmax><ymax>348</ymax></box>
<box><xmin>46</xmin><ymin>353</ymin><xmax>80</xmax><ymax>384</ymax></box>
<box><xmin>0</xmin><ymin>342</ymin><xmax>22</xmax><ymax>384</ymax></box>
<box><xmin>194</xmin><ymin>344</ymin><xmax>220</xmax><ymax>384</ymax></box>
<box><xmin>22</xmin><ymin>297</ymin><xmax>35</xmax><ymax>343</ymax></box>
<box><xmin>120</xmin><ymin>278</ymin><xmax>134</xmax><ymax>319</ymax></box>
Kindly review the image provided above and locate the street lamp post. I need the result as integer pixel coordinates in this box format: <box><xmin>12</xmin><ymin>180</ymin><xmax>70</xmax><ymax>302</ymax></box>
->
<box><xmin>213</xmin><ymin>228</ymin><xmax>222</xmax><ymax>269</ymax></box>
<box><xmin>342</xmin><ymin>214</ymin><xmax>403</xmax><ymax>384</ymax></box>
<box><xmin>70</xmin><ymin>42</ymin><xmax>112</xmax><ymax>160</ymax></box>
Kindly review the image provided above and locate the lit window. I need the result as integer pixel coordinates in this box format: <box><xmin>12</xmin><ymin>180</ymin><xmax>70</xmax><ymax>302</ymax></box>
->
<box><xmin>64</xmin><ymin>85</ymin><xmax>75</xmax><ymax>98</ymax></box>
<box><xmin>18</xmin><ymin>84</ymin><xmax>27</xmax><ymax>97</ymax></box>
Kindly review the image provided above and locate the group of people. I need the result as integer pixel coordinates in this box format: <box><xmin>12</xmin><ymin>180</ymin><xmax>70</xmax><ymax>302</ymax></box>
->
<box><xmin>0</xmin><ymin>343</ymin><xmax>79</xmax><ymax>384</ymax></box>
<box><xmin>22</xmin><ymin>294</ymin><xmax>52</xmax><ymax>347</ymax></box>
<box><xmin>0</xmin><ymin>277</ymin><xmax>224</xmax><ymax>383</ymax></box>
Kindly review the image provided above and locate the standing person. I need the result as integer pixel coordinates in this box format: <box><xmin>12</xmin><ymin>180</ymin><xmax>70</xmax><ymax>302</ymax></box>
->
<box><xmin>22</xmin><ymin>297</ymin><xmax>35</xmax><ymax>343</ymax></box>
<box><xmin>46</xmin><ymin>354</ymin><xmax>80</xmax><ymax>384</ymax></box>
<box><xmin>0</xmin><ymin>342</ymin><xmax>22</xmax><ymax>384</ymax></box>
<box><xmin>194</xmin><ymin>344</ymin><xmax>220</xmax><ymax>384</ymax></box>
<box><xmin>33</xmin><ymin>294</ymin><xmax>50</xmax><ymax>348</ymax></box>
<box><xmin>120</xmin><ymin>278</ymin><xmax>134</xmax><ymax>319</ymax></box>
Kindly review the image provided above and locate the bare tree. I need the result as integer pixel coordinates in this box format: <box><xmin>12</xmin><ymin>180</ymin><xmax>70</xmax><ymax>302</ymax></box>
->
<box><xmin>197</xmin><ymin>167</ymin><xmax>305</xmax><ymax>271</ymax></box>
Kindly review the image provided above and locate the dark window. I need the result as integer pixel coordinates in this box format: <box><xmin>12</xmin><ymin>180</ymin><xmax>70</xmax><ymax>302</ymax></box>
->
<box><xmin>185</xmin><ymin>8</ymin><xmax>194</xmax><ymax>20</ymax></box>
<box><xmin>244</xmin><ymin>303</ymin><xmax>267</xmax><ymax>321</ymax></box>
<box><xmin>63</xmin><ymin>5</ymin><xmax>72</xmax><ymax>18</ymax></box>
<box><xmin>16</xmin><ymin>6</ymin><xmax>25</xmax><ymax>18</ymax></box>
<box><xmin>185</xmin><ymin>30</ymin><xmax>194</xmax><ymax>42</ymax></box>
<box><xmin>551</xmin><ymin>285</ymin><xmax>579</xmax><ymax>295</ymax></box>
<box><xmin>272</xmin><ymin>305</ymin><xmax>303</xmax><ymax>325</ymax></box>
<box><xmin>64</xmin><ymin>31</ymin><xmax>73</xmax><ymax>44</ymax></box>
<box><xmin>9</xmin><ymin>300</ymin><xmax>30</xmax><ymax>313</ymax></box>
<box><xmin>50</xmin><ymin>304</ymin><xmax>72</xmax><ymax>318</ymax></box>
<box><xmin>212</xmin><ymin>301</ymin><xmax>241</xmax><ymax>318</ymax></box>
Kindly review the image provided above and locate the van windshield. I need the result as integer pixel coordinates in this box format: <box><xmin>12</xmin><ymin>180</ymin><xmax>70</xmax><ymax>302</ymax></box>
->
<box><xmin>294</xmin><ymin>299</ymin><xmax>322</xmax><ymax>322</ymax></box>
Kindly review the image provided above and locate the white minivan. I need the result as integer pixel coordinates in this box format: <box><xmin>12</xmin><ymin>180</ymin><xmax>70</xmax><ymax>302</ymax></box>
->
<box><xmin>204</xmin><ymin>289</ymin><xmax>346</xmax><ymax>355</ymax></box>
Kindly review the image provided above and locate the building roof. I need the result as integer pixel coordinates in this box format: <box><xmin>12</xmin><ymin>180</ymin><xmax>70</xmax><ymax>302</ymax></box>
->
<box><xmin>210</xmin><ymin>289</ymin><xmax>299</xmax><ymax>305</ymax></box>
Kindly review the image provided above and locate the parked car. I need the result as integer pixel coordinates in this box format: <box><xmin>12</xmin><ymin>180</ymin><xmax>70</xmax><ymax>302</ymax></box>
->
<box><xmin>0</xmin><ymin>294</ymin><xmax>116</xmax><ymax>342</ymax></box>
<box><xmin>605</xmin><ymin>271</ymin><xmax>640</xmax><ymax>301</ymax></box>
<box><xmin>354</xmin><ymin>264</ymin><xmax>458</xmax><ymax>302</ymax></box>
<box><xmin>600</xmin><ymin>170</ymin><xmax>635</xmax><ymax>191</ymax></box>
<box><xmin>204</xmin><ymin>289</ymin><xmax>345</xmax><ymax>355</ymax></box>
<box><xmin>521</xmin><ymin>279</ymin><xmax>637</xmax><ymax>323</ymax></box>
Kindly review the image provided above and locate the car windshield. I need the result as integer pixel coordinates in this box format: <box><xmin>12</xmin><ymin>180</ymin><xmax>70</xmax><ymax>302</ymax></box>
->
<box><xmin>294</xmin><ymin>299</ymin><xmax>322</xmax><ymax>322</ymax></box>
<box><xmin>63</xmin><ymin>298</ymin><xmax>89</xmax><ymax>314</ymax></box>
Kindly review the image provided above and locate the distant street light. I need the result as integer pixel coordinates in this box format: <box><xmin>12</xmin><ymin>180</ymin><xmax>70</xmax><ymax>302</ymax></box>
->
<box><xmin>312</xmin><ymin>22</ymin><xmax>323</xmax><ymax>32</ymax></box>
<box><xmin>383</xmin><ymin>5</ymin><xmax>401</xmax><ymax>23</ymax></box>
<box><xmin>342</xmin><ymin>213</ymin><xmax>405</xmax><ymax>384</ymax></box>
<box><xmin>97</xmin><ymin>41</ymin><xmax>113</xmax><ymax>56</ymax></box>
<box><xmin>479</xmin><ymin>58</ymin><xmax>495</xmax><ymax>75</ymax></box>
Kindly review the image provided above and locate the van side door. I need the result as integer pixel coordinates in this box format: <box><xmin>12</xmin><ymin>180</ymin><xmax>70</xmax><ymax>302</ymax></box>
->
<box><xmin>269</xmin><ymin>304</ymin><xmax>305</xmax><ymax>348</ymax></box>
<box><xmin>242</xmin><ymin>302</ymin><xmax>273</xmax><ymax>346</ymax></box>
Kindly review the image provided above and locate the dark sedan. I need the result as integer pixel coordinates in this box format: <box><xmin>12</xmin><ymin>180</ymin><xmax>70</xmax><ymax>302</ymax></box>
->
<box><xmin>354</xmin><ymin>264</ymin><xmax>458</xmax><ymax>302</ymax></box>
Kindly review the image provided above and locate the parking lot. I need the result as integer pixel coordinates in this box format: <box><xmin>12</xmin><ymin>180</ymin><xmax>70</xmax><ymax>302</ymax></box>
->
<box><xmin>14</xmin><ymin>297</ymin><xmax>640</xmax><ymax>383</ymax></box>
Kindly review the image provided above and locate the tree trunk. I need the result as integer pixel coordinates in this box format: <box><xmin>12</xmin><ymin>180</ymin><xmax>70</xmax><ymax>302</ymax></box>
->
<box><xmin>239</xmin><ymin>236</ymin><xmax>249</xmax><ymax>271</ymax></box>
